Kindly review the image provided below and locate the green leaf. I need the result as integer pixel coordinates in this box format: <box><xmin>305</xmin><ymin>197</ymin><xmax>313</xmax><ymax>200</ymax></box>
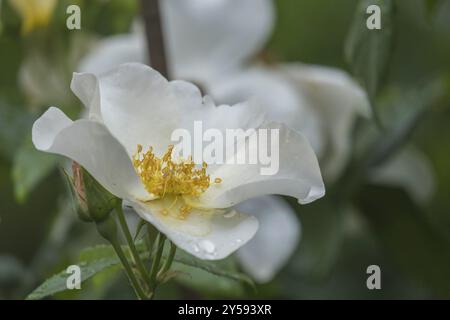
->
<box><xmin>79</xmin><ymin>245</ymin><xmax>118</xmax><ymax>262</ymax></box>
<box><xmin>356</xmin><ymin>184</ymin><xmax>450</xmax><ymax>297</ymax></box>
<box><xmin>171</xmin><ymin>251</ymin><xmax>251</xmax><ymax>298</ymax></box>
<box><xmin>174</xmin><ymin>262</ymin><xmax>246</xmax><ymax>298</ymax></box>
<box><xmin>12</xmin><ymin>138</ymin><xmax>58</xmax><ymax>202</ymax></box>
<box><xmin>79</xmin><ymin>244</ymin><xmax>144</xmax><ymax>262</ymax></box>
<box><xmin>345</xmin><ymin>0</ymin><xmax>395</xmax><ymax>115</ymax></box>
<box><xmin>26</xmin><ymin>256</ymin><xmax>120</xmax><ymax>300</ymax></box>
<box><xmin>173</xmin><ymin>250</ymin><xmax>255</xmax><ymax>290</ymax></box>
<box><xmin>28</xmin><ymin>245</ymin><xmax>140</xmax><ymax>300</ymax></box>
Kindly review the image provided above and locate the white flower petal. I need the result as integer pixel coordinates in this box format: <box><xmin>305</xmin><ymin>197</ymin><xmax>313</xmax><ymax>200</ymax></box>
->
<box><xmin>88</xmin><ymin>63</ymin><xmax>196</xmax><ymax>157</ymax></box>
<box><xmin>207</xmin><ymin>66</ymin><xmax>325</xmax><ymax>156</ymax></box>
<box><xmin>236</xmin><ymin>196</ymin><xmax>300</xmax><ymax>283</ymax></box>
<box><xmin>162</xmin><ymin>0</ymin><xmax>275</xmax><ymax>82</ymax></box>
<box><xmin>32</xmin><ymin>107</ymin><xmax>148</xmax><ymax>200</ymax></box>
<box><xmin>281</xmin><ymin>63</ymin><xmax>370</xmax><ymax>180</ymax></box>
<box><xmin>91</xmin><ymin>63</ymin><xmax>264</xmax><ymax>158</ymax></box>
<box><xmin>70</xmin><ymin>72</ymin><xmax>102</xmax><ymax>120</ymax></box>
<box><xmin>130</xmin><ymin>196</ymin><xmax>258</xmax><ymax>260</ymax></box>
<box><xmin>282</xmin><ymin>64</ymin><xmax>370</xmax><ymax>117</ymax></box>
<box><xmin>193</xmin><ymin>121</ymin><xmax>325</xmax><ymax>208</ymax></box>
<box><xmin>123</xmin><ymin>202</ymin><xmax>141</xmax><ymax>236</ymax></box>
<box><xmin>369</xmin><ymin>147</ymin><xmax>436</xmax><ymax>204</ymax></box>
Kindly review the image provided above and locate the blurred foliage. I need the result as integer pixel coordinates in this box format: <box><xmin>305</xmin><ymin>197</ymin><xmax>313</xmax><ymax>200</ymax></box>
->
<box><xmin>0</xmin><ymin>0</ymin><xmax>449</xmax><ymax>300</ymax></box>
<box><xmin>12</xmin><ymin>139</ymin><xmax>58</xmax><ymax>202</ymax></box>
<box><xmin>345</xmin><ymin>0</ymin><xmax>394</xmax><ymax>124</ymax></box>
<box><xmin>268</xmin><ymin>0</ymin><xmax>450</xmax><ymax>299</ymax></box>
<box><xmin>357</xmin><ymin>185</ymin><xmax>450</xmax><ymax>298</ymax></box>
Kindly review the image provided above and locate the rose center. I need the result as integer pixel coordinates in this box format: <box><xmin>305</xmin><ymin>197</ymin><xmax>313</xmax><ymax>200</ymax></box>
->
<box><xmin>133</xmin><ymin>145</ymin><xmax>222</xmax><ymax>219</ymax></box>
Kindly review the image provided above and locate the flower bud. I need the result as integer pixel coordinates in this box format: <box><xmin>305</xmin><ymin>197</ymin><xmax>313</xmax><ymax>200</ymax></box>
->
<box><xmin>95</xmin><ymin>213</ymin><xmax>119</xmax><ymax>244</ymax></box>
<box><xmin>63</xmin><ymin>164</ymin><xmax>91</xmax><ymax>222</ymax></box>
<box><xmin>65</xmin><ymin>162</ymin><xmax>120</xmax><ymax>223</ymax></box>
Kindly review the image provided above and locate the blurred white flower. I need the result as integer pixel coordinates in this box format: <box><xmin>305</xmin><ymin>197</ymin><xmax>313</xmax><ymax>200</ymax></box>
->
<box><xmin>369</xmin><ymin>146</ymin><xmax>436</xmax><ymax>204</ymax></box>
<box><xmin>79</xmin><ymin>0</ymin><xmax>274</xmax><ymax>85</ymax></box>
<box><xmin>160</xmin><ymin>0</ymin><xmax>274</xmax><ymax>84</ymax></box>
<box><xmin>32</xmin><ymin>63</ymin><xmax>324</xmax><ymax>261</ymax></box>
<box><xmin>235</xmin><ymin>196</ymin><xmax>300</xmax><ymax>283</ymax></box>
<box><xmin>208</xmin><ymin>64</ymin><xmax>371</xmax><ymax>182</ymax></box>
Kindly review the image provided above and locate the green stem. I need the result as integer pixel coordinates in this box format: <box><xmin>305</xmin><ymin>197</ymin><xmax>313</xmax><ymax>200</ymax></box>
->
<box><xmin>95</xmin><ymin>216</ymin><xmax>147</xmax><ymax>300</ymax></box>
<box><xmin>158</xmin><ymin>241</ymin><xmax>176</xmax><ymax>278</ymax></box>
<box><xmin>115</xmin><ymin>204</ymin><xmax>152</xmax><ymax>287</ymax></box>
<box><xmin>110</xmin><ymin>240</ymin><xmax>148</xmax><ymax>300</ymax></box>
<box><xmin>149</xmin><ymin>232</ymin><xmax>166</xmax><ymax>291</ymax></box>
<box><xmin>146</xmin><ymin>223</ymin><xmax>158</xmax><ymax>256</ymax></box>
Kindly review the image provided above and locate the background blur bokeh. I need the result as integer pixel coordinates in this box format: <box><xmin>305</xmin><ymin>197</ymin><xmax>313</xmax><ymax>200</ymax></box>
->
<box><xmin>1</xmin><ymin>0</ymin><xmax>450</xmax><ymax>299</ymax></box>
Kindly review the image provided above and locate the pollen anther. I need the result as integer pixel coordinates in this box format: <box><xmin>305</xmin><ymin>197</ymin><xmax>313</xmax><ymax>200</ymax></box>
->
<box><xmin>133</xmin><ymin>145</ymin><xmax>216</xmax><ymax>199</ymax></box>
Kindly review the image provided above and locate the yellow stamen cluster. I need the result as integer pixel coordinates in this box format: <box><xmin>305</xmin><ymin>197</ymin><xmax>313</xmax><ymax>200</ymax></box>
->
<box><xmin>133</xmin><ymin>144</ymin><xmax>213</xmax><ymax>199</ymax></box>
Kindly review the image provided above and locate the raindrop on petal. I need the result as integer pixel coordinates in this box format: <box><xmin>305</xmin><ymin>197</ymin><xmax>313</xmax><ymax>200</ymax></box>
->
<box><xmin>193</xmin><ymin>244</ymin><xmax>200</xmax><ymax>253</ymax></box>
<box><xmin>224</xmin><ymin>210</ymin><xmax>237</xmax><ymax>218</ymax></box>
<box><xmin>199</xmin><ymin>240</ymin><xmax>215</xmax><ymax>254</ymax></box>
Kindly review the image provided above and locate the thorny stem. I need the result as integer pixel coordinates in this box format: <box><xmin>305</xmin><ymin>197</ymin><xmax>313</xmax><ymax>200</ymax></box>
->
<box><xmin>115</xmin><ymin>204</ymin><xmax>152</xmax><ymax>289</ymax></box>
<box><xmin>140</xmin><ymin>0</ymin><xmax>169</xmax><ymax>78</ymax></box>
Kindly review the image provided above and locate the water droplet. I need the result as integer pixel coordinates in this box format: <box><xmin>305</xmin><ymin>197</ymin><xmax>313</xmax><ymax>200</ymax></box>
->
<box><xmin>224</xmin><ymin>210</ymin><xmax>237</xmax><ymax>218</ymax></box>
<box><xmin>199</xmin><ymin>240</ymin><xmax>215</xmax><ymax>253</ymax></box>
<box><xmin>235</xmin><ymin>239</ymin><xmax>242</xmax><ymax>244</ymax></box>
